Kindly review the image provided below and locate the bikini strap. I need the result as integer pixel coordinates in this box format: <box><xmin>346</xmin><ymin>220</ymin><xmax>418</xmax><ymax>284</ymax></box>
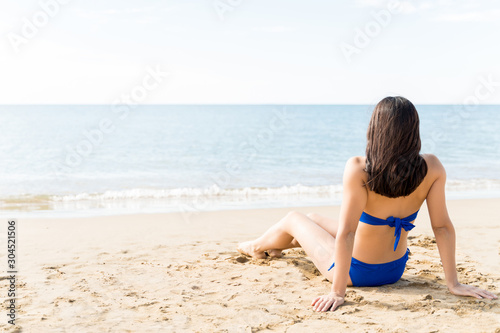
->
<box><xmin>360</xmin><ymin>210</ymin><xmax>419</xmax><ymax>251</ymax></box>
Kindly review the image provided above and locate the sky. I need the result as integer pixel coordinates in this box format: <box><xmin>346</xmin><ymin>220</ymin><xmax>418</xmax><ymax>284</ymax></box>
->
<box><xmin>0</xmin><ymin>0</ymin><xmax>499</xmax><ymax>104</ymax></box>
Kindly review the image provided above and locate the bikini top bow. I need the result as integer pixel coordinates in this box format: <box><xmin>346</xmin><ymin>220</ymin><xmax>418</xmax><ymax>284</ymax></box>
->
<box><xmin>386</xmin><ymin>216</ymin><xmax>416</xmax><ymax>251</ymax></box>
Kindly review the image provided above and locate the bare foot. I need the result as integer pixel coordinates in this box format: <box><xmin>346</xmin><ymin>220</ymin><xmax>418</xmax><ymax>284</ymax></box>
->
<box><xmin>267</xmin><ymin>249</ymin><xmax>283</xmax><ymax>258</ymax></box>
<box><xmin>237</xmin><ymin>241</ymin><xmax>267</xmax><ymax>259</ymax></box>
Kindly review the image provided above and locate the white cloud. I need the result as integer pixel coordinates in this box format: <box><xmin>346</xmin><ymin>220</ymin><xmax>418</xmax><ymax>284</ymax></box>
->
<box><xmin>355</xmin><ymin>0</ymin><xmax>422</xmax><ymax>13</ymax></box>
<box><xmin>360</xmin><ymin>0</ymin><xmax>500</xmax><ymax>20</ymax></box>
<box><xmin>355</xmin><ymin>0</ymin><xmax>387</xmax><ymax>8</ymax></box>
<box><xmin>251</xmin><ymin>26</ymin><xmax>297</xmax><ymax>33</ymax></box>
<box><xmin>434</xmin><ymin>9</ymin><xmax>500</xmax><ymax>22</ymax></box>
<box><xmin>68</xmin><ymin>5</ymin><xmax>172</xmax><ymax>26</ymax></box>
<box><xmin>69</xmin><ymin>5</ymin><xmax>173</xmax><ymax>21</ymax></box>
<box><xmin>355</xmin><ymin>0</ymin><xmax>484</xmax><ymax>14</ymax></box>
<box><xmin>0</xmin><ymin>7</ymin><xmax>27</xmax><ymax>34</ymax></box>
<box><xmin>0</xmin><ymin>21</ymin><xmax>12</xmax><ymax>34</ymax></box>
<box><xmin>398</xmin><ymin>1</ymin><xmax>417</xmax><ymax>14</ymax></box>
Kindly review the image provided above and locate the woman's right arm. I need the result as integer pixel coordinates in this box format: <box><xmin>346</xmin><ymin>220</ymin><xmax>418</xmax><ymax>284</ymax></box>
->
<box><xmin>312</xmin><ymin>157</ymin><xmax>367</xmax><ymax>312</ymax></box>
<box><xmin>426</xmin><ymin>155</ymin><xmax>497</xmax><ymax>299</ymax></box>
<box><xmin>331</xmin><ymin>157</ymin><xmax>367</xmax><ymax>296</ymax></box>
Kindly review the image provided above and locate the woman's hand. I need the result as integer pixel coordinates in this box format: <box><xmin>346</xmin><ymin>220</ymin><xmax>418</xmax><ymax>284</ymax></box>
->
<box><xmin>449</xmin><ymin>283</ymin><xmax>498</xmax><ymax>300</ymax></box>
<box><xmin>311</xmin><ymin>292</ymin><xmax>345</xmax><ymax>312</ymax></box>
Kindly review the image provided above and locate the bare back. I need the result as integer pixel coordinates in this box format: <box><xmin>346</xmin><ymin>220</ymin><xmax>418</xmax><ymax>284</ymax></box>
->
<box><xmin>351</xmin><ymin>154</ymin><xmax>440</xmax><ymax>264</ymax></box>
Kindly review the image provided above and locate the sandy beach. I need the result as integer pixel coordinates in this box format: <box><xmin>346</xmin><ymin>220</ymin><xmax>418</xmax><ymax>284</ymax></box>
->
<box><xmin>1</xmin><ymin>198</ymin><xmax>499</xmax><ymax>332</ymax></box>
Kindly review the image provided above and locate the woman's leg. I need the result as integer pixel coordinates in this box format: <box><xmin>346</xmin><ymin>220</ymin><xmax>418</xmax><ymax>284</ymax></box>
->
<box><xmin>306</xmin><ymin>213</ymin><xmax>339</xmax><ymax>238</ymax></box>
<box><xmin>237</xmin><ymin>211</ymin><xmax>337</xmax><ymax>279</ymax></box>
<box><xmin>266</xmin><ymin>213</ymin><xmax>339</xmax><ymax>257</ymax></box>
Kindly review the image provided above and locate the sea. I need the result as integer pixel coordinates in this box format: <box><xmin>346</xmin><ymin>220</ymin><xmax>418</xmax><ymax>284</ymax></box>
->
<box><xmin>1</xmin><ymin>105</ymin><xmax>499</xmax><ymax>217</ymax></box>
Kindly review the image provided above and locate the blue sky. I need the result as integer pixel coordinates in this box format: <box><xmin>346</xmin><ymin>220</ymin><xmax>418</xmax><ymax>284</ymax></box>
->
<box><xmin>1</xmin><ymin>0</ymin><xmax>499</xmax><ymax>104</ymax></box>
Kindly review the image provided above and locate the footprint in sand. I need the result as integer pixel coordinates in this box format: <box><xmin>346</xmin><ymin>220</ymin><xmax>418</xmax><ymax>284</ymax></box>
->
<box><xmin>224</xmin><ymin>253</ymin><xmax>250</xmax><ymax>264</ymax></box>
<box><xmin>235</xmin><ymin>256</ymin><xmax>249</xmax><ymax>263</ymax></box>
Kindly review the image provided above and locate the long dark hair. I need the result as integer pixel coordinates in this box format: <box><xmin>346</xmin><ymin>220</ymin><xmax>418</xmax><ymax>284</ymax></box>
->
<box><xmin>365</xmin><ymin>96</ymin><xmax>428</xmax><ymax>198</ymax></box>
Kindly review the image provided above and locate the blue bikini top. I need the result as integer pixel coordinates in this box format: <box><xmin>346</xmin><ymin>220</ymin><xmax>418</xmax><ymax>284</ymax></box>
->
<box><xmin>359</xmin><ymin>210</ymin><xmax>419</xmax><ymax>251</ymax></box>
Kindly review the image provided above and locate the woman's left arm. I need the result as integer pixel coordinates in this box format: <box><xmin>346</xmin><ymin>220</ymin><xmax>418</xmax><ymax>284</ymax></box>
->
<box><xmin>426</xmin><ymin>155</ymin><xmax>498</xmax><ymax>300</ymax></box>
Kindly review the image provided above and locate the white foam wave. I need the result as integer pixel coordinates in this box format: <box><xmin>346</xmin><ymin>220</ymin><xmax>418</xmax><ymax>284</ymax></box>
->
<box><xmin>51</xmin><ymin>184</ymin><xmax>344</xmax><ymax>202</ymax></box>
<box><xmin>49</xmin><ymin>178</ymin><xmax>500</xmax><ymax>203</ymax></box>
<box><xmin>445</xmin><ymin>179</ymin><xmax>500</xmax><ymax>191</ymax></box>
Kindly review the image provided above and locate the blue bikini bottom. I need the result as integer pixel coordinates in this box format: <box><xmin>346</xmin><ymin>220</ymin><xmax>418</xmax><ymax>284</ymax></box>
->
<box><xmin>327</xmin><ymin>249</ymin><xmax>410</xmax><ymax>287</ymax></box>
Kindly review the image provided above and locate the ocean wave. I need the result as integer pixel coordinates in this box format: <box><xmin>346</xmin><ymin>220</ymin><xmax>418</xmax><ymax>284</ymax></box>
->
<box><xmin>50</xmin><ymin>184</ymin><xmax>344</xmax><ymax>202</ymax></box>
<box><xmin>2</xmin><ymin>179</ymin><xmax>500</xmax><ymax>204</ymax></box>
<box><xmin>0</xmin><ymin>184</ymin><xmax>345</xmax><ymax>216</ymax></box>
<box><xmin>1</xmin><ymin>179</ymin><xmax>500</xmax><ymax>217</ymax></box>
<box><xmin>45</xmin><ymin>179</ymin><xmax>500</xmax><ymax>202</ymax></box>
<box><xmin>445</xmin><ymin>179</ymin><xmax>500</xmax><ymax>191</ymax></box>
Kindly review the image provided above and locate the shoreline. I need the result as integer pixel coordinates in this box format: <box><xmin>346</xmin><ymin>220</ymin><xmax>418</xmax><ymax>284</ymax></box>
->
<box><xmin>16</xmin><ymin>198</ymin><xmax>500</xmax><ymax>275</ymax></box>
<box><xmin>3</xmin><ymin>190</ymin><xmax>500</xmax><ymax>219</ymax></box>
<box><xmin>1</xmin><ymin>198</ymin><xmax>498</xmax><ymax>331</ymax></box>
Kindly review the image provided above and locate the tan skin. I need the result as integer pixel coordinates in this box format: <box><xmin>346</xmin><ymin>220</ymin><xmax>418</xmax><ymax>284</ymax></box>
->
<box><xmin>238</xmin><ymin>154</ymin><xmax>497</xmax><ymax>312</ymax></box>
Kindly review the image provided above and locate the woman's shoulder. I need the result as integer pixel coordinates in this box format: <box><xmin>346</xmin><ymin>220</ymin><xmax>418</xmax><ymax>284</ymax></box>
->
<box><xmin>345</xmin><ymin>156</ymin><xmax>367</xmax><ymax>170</ymax></box>
<box><xmin>343</xmin><ymin>154</ymin><xmax>446</xmax><ymax>178</ymax></box>
<box><xmin>344</xmin><ymin>156</ymin><xmax>368</xmax><ymax>181</ymax></box>
<box><xmin>344</xmin><ymin>154</ymin><xmax>446</xmax><ymax>185</ymax></box>
<box><xmin>422</xmin><ymin>154</ymin><xmax>446</xmax><ymax>176</ymax></box>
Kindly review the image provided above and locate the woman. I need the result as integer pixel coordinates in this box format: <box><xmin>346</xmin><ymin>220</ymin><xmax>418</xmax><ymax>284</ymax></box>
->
<box><xmin>237</xmin><ymin>96</ymin><xmax>497</xmax><ymax>312</ymax></box>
